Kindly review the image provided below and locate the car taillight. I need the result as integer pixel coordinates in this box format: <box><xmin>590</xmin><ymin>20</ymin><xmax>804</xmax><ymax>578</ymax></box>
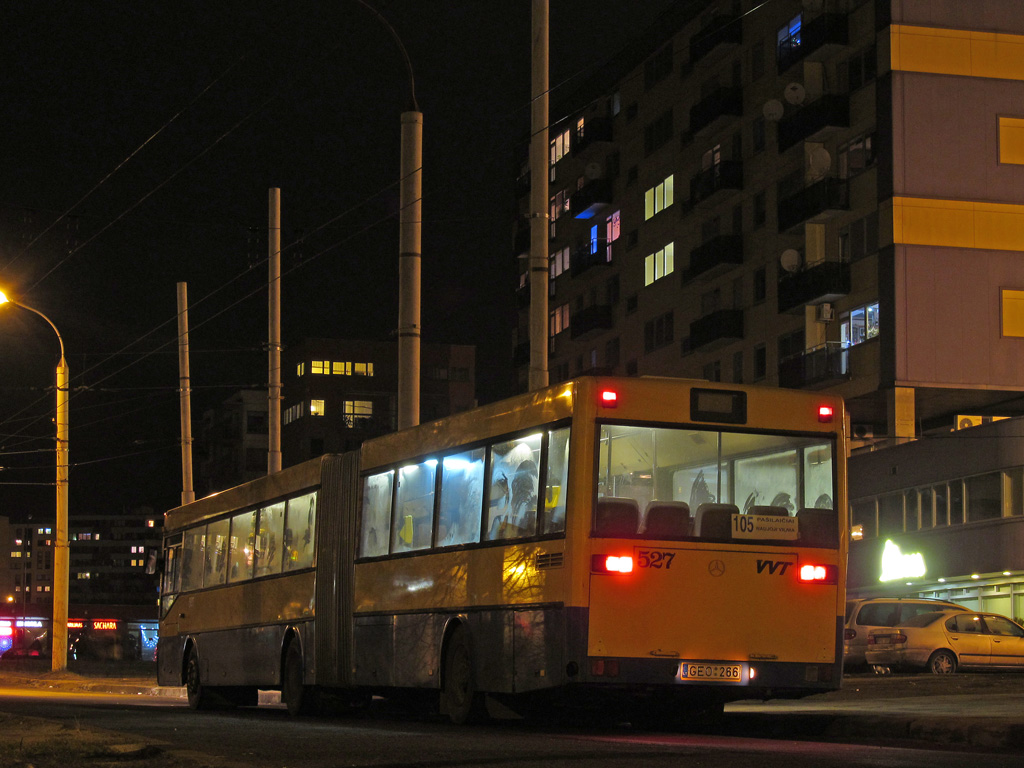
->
<box><xmin>592</xmin><ymin>554</ymin><xmax>633</xmax><ymax>573</ymax></box>
<box><xmin>844</xmin><ymin>628</ymin><xmax>856</xmax><ymax>641</ymax></box>
<box><xmin>799</xmin><ymin>564</ymin><xmax>838</xmax><ymax>584</ymax></box>
<box><xmin>867</xmin><ymin>632</ymin><xmax>907</xmax><ymax>645</ymax></box>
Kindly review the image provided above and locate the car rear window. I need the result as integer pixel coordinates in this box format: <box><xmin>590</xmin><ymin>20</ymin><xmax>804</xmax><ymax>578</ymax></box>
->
<box><xmin>856</xmin><ymin>603</ymin><xmax>900</xmax><ymax>627</ymax></box>
<box><xmin>901</xmin><ymin>611</ymin><xmax>945</xmax><ymax>628</ymax></box>
<box><xmin>901</xmin><ymin>603</ymin><xmax>955</xmax><ymax>622</ymax></box>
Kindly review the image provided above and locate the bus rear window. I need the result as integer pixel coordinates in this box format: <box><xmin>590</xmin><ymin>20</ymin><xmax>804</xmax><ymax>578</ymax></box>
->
<box><xmin>595</xmin><ymin>424</ymin><xmax>837</xmax><ymax>547</ymax></box>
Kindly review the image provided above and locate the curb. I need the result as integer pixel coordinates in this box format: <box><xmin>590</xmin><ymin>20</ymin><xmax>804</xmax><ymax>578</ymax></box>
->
<box><xmin>824</xmin><ymin>714</ymin><xmax>1024</xmax><ymax>751</ymax></box>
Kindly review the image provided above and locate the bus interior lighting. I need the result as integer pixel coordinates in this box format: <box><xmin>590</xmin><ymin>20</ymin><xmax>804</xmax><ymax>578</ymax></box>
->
<box><xmin>817</xmin><ymin>405</ymin><xmax>834</xmax><ymax>423</ymax></box>
<box><xmin>592</xmin><ymin>554</ymin><xmax>633</xmax><ymax>573</ymax></box>
<box><xmin>798</xmin><ymin>564</ymin><xmax>837</xmax><ymax>584</ymax></box>
<box><xmin>600</xmin><ymin>389</ymin><xmax>618</xmax><ymax>407</ymax></box>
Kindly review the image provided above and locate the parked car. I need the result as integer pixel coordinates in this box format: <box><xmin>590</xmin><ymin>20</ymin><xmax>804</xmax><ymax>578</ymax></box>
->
<box><xmin>866</xmin><ymin>609</ymin><xmax>1024</xmax><ymax>673</ymax></box>
<box><xmin>844</xmin><ymin>597</ymin><xmax>968</xmax><ymax>668</ymax></box>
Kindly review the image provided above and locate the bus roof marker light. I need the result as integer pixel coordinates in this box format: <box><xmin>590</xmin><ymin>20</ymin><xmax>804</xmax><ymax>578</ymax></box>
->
<box><xmin>818</xmin><ymin>404</ymin><xmax>834</xmax><ymax>423</ymax></box>
<box><xmin>600</xmin><ymin>389</ymin><xmax>618</xmax><ymax>407</ymax></box>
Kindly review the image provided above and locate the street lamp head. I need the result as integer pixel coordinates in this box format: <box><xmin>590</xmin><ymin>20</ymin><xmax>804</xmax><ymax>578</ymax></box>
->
<box><xmin>0</xmin><ymin>289</ymin><xmax>9</xmax><ymax>305</ymax></box>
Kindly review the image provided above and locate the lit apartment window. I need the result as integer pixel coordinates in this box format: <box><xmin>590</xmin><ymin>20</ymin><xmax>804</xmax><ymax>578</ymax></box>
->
<box><xmin>343</xmin><ymin>400</ymin><xmax>373</xmax><ymax>426</ymax></box>
<box><xmin>840</xmin><ymin>302</ymin><xmax>880</xmax><ymax>347</ymax></box>
<box><xmin>11</xmin><ymin>552</ymin><xmax>21</xmax><ymax>558</ymax></box>
<box><xmin>44</xmin><ymin>586</ymin><xmax>50</xmax><ymax>592</ymax></box>
<box><xmin>549</xmin><ymin>304</ymin><xmax>570</xmax><ymax>337</ymax></box>
<box><xmin>296</xmin><ymin>362</ymin><xmax>305</xmax><ymax>376</ymax></box>
<box><xmin>354</xmin><ymin>362</ymin><xmax>374</xmax><ymax>376</ymax></box>
<box><xmin>644</xmin><ymin>175</ymin><xmax>674</xmax><ymax>220</ymax></box>
<box><xmin>605</xmin><ymin>210</ymin><xmax>621</xmax><ymax>260</ymax></box>
<box><xmin>644</xmin><ymin>242</ymin><xmax>675</xmax><ymax>286</ymax></box>
<box><xmin>79</xmin><ymin>533</ymin><xmax>91</xmax><ymax>541</ymax></box>
<box><xmin>310</xmin><ymin>399</ymin><xmax>326</xmax><ymax>417</ymax></box>
<box><xmin>549</xmin><ymin>128</ymin><xmax>571</xmax><ymax>167</ymax></box>
<box><xmin>550</xmin><ymin>246</ymin><xmax>570</xmax><ymax>279</ymax></box>
<box><xmin>147</xmin><ymin>520</ymin><xmax>155</xmax><ymax>528</ymax></box>
<box><xmin>311</xmin><ymin>360</ymin><xmax>328</xmax><ymax>374</ymax></box>
<box><xmin>777</xmin><ymin>14</ymin><xmax>802</xmax><ymax>62</ymax></box>
<box><xmin>333</xmin><ymin>361</ymin><xmax>350</xmax><ymax>375</ymax></box>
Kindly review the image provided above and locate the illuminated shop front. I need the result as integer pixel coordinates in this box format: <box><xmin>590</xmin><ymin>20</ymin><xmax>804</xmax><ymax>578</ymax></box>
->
<box><xmin>847</xmin><ymin>417</ymin><xmax>1024</xmax><ymax>621</ymax></box>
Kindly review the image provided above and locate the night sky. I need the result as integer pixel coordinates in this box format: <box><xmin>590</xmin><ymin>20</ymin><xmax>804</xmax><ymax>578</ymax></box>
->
<box><xmin>0</xmin><ymin>1</ymin><xmax>679</xmax><ymax>516</ymax></box>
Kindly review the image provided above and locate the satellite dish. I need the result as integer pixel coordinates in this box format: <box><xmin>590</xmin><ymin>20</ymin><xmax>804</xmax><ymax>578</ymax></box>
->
<box><xmin>762</xmin><ymin>99</ymin><xmax>784</xmax><ymax>121</ymax></box>
<box><xmin>780</xmin><ymin>249</ymin><xmax>801</xmax><ymax>273</ymax></box>
<box><xmin>584</xmin><ymin>161</ymin><xmax>604</xmax><ymax>180</ymax></box>
<box><xmin>784</xmin><ymin>82</ymin><xmax>806</xmax><ymax>105</ymax></box>
<box><xmin>808</xmin><ymin>147</ymin><xmax>832</xmax><ymax>180</ymax></box>
<box><xmin>803</xmin><ymin>0</ymin><xmax>824</xmax><ymax>12</ymax></box>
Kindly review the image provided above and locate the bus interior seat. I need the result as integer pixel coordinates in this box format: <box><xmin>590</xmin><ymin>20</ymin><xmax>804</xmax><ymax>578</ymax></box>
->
<box><xmin>796</xmin><ymin>507</ymin><xmax>838</xmax><ymax>547</ymax></box>
<box><xmin>748</xmin><ymin>505</ymin><xmax>788</xmax><ymax>516</ymax></box>
<box><xmin>595</xmin><ymin>497</ymin><xmax>640</xmax><ymax>537</ymax></box>
<box><xmin>693</xmin><ymin>503</ymin><xmax>738</xmax><ymax>539</ymax></box>
<box><xmin>642</xmin><ymin>501</ymin><xmax>691</xmax><ymax>539</ymax></box>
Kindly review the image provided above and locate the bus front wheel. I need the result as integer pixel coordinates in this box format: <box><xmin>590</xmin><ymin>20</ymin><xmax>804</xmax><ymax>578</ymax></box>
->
<box><xmin>185</xmin><ymin>647</ymin><xmax>210</xmax><ymax>710</ymax></box>
<box><xmin>441</xmin><ymin>626</ymin><xmax>486</xmax><ymax>725</ymax></box>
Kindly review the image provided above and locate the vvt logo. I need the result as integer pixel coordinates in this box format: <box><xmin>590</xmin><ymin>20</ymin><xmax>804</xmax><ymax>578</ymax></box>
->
<box><xmin>756</xmin><ymin>559</ymin><xmax>794</xmax><ymax>575</ymax></box>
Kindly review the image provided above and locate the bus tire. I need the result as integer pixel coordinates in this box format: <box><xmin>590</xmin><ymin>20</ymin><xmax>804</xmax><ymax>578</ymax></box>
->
<box><xmin>441</xmin><ymin>626</ymin><xmax>486</xmax><ymax>725</ymax></box>
<box><xmin>185</xmin><ymin>647</ymin><xmax>212</xmax><ymax>711</ymax></box>
<box><xmin>282</xmin><ymin>641</ymin><xmax>316</xmax><ymax>715</ymax></box>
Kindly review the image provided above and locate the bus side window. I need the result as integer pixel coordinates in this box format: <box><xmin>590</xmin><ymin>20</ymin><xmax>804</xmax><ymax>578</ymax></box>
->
<box><xmin>485</xmin><ymin>434</ymin><xmax>541</xmax><ymax>541</ymax></box>
<box><xmin>542</xmin><ymin>427</ymin><xmax>570</xmax><ymax>535</ymax></box>
<box><xmin>255</xmin><ymin>501</ymin><xmax>285</xmax><ymax>577</ymax></box>
<box><xmin>205</xmin><ymin>517</ymin><xmax>230</xmax><ymax>585</ymax></box>
<box><xmin>228</xmin><ymin>510</ymin><xmax>256</xmax><ymax>583</ymax></box>
<box><xmin>392</xmin><ymin>459</ymin><xmax>437</xmax><ymax>553</ymax></box>
<box><xmin>439</xmin><ymin>448</ymin><xmax>485</xmax><ymax>547</ymax></box>
<box><xmin>361</xmin><ymin>472</ymin><xmax>394</xmax><ymax>558</ymax></box>
<box><xmin>162</xmin><ymin>538</ymin><xmax>182</xmax><ymax>598</ymax></box>
<box><xmin>181</xmin><ymin>527</ymin><xmax>206</xmax><ymax>591</ymax></box>
<box><xmin>285</xmin><ymin>491</ymin><xmax>317</xmax><ymax>570</ymax></box>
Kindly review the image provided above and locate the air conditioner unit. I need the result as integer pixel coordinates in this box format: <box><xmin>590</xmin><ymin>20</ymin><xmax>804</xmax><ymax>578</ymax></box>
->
<box><xmin>852</xmin><ymin>424</ymin><xmax>874</xmax><ymax>440</ymax></box>
<box><xmin>818</xmin><ymin>303</ymin><xmax>835</xmax><ymax>322</ymax></box>
<box><xmin>956</xmin><ymin>415</ymin><xmax>984</xmax><ymax>430</ymax></box>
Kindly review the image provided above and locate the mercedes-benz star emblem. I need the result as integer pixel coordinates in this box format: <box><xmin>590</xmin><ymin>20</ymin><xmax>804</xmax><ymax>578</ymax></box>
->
<box><xmin>708</xmin><ymin>559</ymin><xmax>726</xmax><ymax>577</ymax></box>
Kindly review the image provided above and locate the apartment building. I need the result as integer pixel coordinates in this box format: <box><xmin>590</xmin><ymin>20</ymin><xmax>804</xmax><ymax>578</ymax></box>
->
<box><xmin>281</xmin><ymin>338</ymin><xmax>476</xmax><ymax>465</ymax></box>
<box><xmin>515</xmin><ymin>0</ymin><xmax>1024</xmax><ymax>607</ymax></box>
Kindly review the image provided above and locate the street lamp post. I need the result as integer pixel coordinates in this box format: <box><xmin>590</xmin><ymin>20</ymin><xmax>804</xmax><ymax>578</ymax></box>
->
<box><xmin>0</xmin><ymin>290</ymin><xmax>69</xmax><ymax>671</ymax></box>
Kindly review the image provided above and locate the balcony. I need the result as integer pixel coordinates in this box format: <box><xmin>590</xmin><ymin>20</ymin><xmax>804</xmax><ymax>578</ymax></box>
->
<box><xmin>688</xmin><ymin>86</ymin><xmax>743</xmax><ymax>138</ymax></box>
<box><xmin>689</xmin><ymin>308</ymin><xmax>743</xmax><ymax>351</ymax></box>
<box><xmin>777</xmin><ymin>177</ymin><xmax>848</xmax><ymax>231</ymax></box>
<box><xmin>689</xmin><ymin>14</ymin><xmax>742</xmax><ymax>66</ymax></box>
<box><xmin>777</xmin><ymin>260</ymin><xmax>850</xmax><ymax>314</ymax></box>
<box><xmin>571</xmin><ymin>115</ymin><xmax>614</xmax><ymax>156</ymax></box>
<box><xmin>778</xmin><ymin>342</ymin><xmax>849</xmax><ymax>389</ymax></box>
<box><xmin>570</xmin><ymin>303</ymin><xmax>614</xmax><ymax>339</ymax></box>
<box><xmin>514</xmin><ymin>220</ymin><xmax>530</xmax><ymax>255</ymax></box>
<box><xmin>515</xmin><ymin>282</ymin><xmax>530</xmax><ymax>309</ymax></box>
<box><xmin>687</xmin><ymin>234</ymin><xmax>743</xmax><ymax>281</ymax></box>
<box><xmin>777</xmin><ymin>94</ymin><xmax>850</xmax><ymax>152</ymax></box>
<box><xmin>777</xmin><ymin>13</ymin><xmax>849</xmax><ymax>73</ymax></box>
<box><xmin>689</xmin><ymin>160</ymin><xmax>743</xmax><ymax>208</ymax></box>
<box><xmin>570</xmin><ymin>243</ymin><xmax>611</xmax><ymax>278</ymax></box>
<box><xmin>512</xmin><ymin>341</ymin><xmax>530</xmax><ymax>367</ymax></box>
<box><xmin>515</xmin><ymin>169</ymin><xmax>530</xmax><ymax>198</ymax></box>
<box><xmin>570</xmin><ymin>177</ymin><xmax>613</xmax><ymax>219</ymax></box>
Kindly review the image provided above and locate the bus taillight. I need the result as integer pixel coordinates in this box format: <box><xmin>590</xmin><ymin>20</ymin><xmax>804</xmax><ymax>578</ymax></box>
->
<box><xmin>799</xmin><ymin>564</ymin><xmax>838</xmax><ymax>584</ymax></box>
<box><xmin>592</xmin><ymin>554</ymin><xmax>633</xmax><ymax>573</ymax></box>
<box><xmin>818</xmin><ymin>405</ymin><xmax>834</xmax><ymax>423</ymax></box>
<box><xmin>600</xmin><ymin>389</ymin><xmax>618</xmax><ymax>407</ymax></box>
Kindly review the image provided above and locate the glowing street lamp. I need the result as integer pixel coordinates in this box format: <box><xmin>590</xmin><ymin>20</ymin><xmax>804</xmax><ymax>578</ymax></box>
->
<box><xmin>0</xmin><ymin>289</ymin><xmax>69</xmax><ymax>671</ymax></box>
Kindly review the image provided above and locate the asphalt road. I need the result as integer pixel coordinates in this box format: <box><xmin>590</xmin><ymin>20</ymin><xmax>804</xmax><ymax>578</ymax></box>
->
<box><xmin>1</xmin><ymin>677</ymin><xmax>1023</xmax><ymax>768</ymax></box>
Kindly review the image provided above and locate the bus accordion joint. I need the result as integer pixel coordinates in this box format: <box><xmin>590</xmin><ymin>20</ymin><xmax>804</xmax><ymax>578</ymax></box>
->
<box><xmin>798</xmin><ymin>563</ymin><xmax>838</xmax><ymax>584</ymax></box>
<box><xmin>592</xmin><ymin>554</ymin><xmax>633</xmax><ymax>573</ymax></box>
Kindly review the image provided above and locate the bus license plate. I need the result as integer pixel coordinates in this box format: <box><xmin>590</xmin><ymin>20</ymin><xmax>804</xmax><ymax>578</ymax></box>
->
<box><xmin>678</xmin><ymin>662</ymin><xmax>747</xmax><ymax>683</ymax></box>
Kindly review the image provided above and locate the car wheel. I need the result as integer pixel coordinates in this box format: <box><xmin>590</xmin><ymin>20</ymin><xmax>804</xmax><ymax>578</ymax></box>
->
<box><xmin>441</xmin><ymin>625</ymin><xmax>487</xmax><ymax>725</ymax></box>
<box><xmin>928</xmin><ymin>650</ymin><xmax>957</xmax><ymax>675</ymax></box>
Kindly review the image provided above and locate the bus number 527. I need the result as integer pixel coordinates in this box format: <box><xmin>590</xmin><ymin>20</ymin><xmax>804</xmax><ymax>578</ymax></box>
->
<box><xmin>638</xmin><ymin>550</ymin><xmax>675</xmax><ymax>569</ymax></box>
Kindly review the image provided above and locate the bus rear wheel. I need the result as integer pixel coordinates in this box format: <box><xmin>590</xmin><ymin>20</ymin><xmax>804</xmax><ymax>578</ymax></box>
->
<box><xmin>282</xmin><ymin>641</ymin><xmax>317</xmax><ymax>715</ymax></box>
<box><xmin>441</xmin><ymin>626</ymin><xmax>486</xmax><ymax>725</ymax></box>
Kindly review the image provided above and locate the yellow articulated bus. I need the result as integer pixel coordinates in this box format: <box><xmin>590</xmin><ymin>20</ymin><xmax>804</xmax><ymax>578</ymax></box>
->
<box><xmin>157</xmin><ymin>376</ymin><xmax>847</xmax><ymax>724</ymax></box>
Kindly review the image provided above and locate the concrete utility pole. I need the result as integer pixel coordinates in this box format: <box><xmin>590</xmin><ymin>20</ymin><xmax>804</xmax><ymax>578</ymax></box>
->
<box><xmin>398</xmin><ymin>112</ymin><xmax>422</xmax><ymax>430</ymax></box>
<box><xmin>528</xmin><ymin>0</ymin><xmax>550</xmax><ymax>391</ymax></box>
<box><xmin>268</xmin><ymin>187</ymin><xmax>283</xmax><ymax>472</ymax></box>
<box><xmin>176</xmin><ymin>282</ymin><xmax>195</xmax><ymax>505</ymax></box>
